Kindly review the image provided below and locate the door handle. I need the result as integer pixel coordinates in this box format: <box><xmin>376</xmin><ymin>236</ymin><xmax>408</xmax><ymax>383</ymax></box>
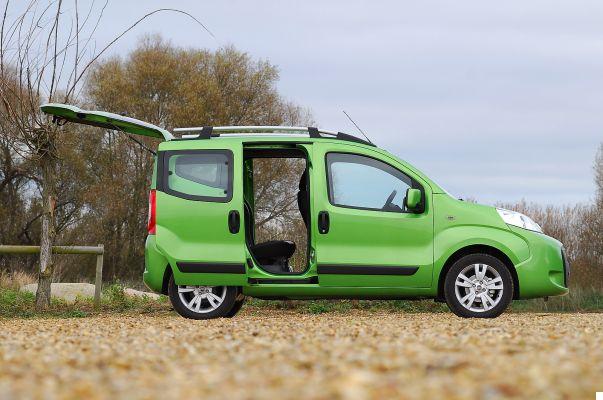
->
<box><xmin>228</xmin><ymin>210</ymin><xmax>240</xmax><ymax>234</ymax></box>
<box><xmin>318</xmin><ymin>211</ymin><xmax>330</xmax><ymax>234</ymax></box>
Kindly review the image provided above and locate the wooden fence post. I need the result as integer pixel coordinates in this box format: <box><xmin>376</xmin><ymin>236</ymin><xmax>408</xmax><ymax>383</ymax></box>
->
<box><xmin>94</xmin><ymin>244</ymin><xmax>104</xmax><ymax>309</ymax></box>
<box><xmin>0</xmin><ymin>244</ymin><xmax>105</xmax><ymax>309</ymax></box>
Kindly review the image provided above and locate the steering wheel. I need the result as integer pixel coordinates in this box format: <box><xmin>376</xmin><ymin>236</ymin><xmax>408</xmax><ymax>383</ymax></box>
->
<box><xmin>383</xmin><ymin>190</ymin><xmax>397</xmax><ymax>210</ymax></box>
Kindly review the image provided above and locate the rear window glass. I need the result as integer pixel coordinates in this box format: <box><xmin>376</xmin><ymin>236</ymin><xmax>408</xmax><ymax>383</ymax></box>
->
<box><xmin>164</xmin><ymin>151</ymin><xmax>232</xmax><ymax>201</ymax></box>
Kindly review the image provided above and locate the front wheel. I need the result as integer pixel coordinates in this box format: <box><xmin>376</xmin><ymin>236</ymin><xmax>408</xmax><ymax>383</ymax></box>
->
<box><xmin>444</xmin><ymin>254</ymin><xmax>513</xmax><ymax>318</ymax></box>
<box><xmin>168</xmin><ymin>275</ymin><xmax>240</xmax><ymax>319</ymax></box>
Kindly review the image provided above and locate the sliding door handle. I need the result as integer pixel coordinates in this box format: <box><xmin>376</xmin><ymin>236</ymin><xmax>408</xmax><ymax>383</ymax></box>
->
<box><xmin>318</xmin><ymin>211</ymin><xmax>330</xmax><ymax>234</ymax></box>
<box><xmin>228</xmin><ymin>210</ymin><xmax>240</xmax><ymax>234</ymax></box>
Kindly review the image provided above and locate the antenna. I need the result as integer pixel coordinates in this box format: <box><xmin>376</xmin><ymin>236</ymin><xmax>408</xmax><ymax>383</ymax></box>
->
<box><xmin>342</xmin><ymin>110</ymin><xmax>374</xmax><ymax>145</ymax></box>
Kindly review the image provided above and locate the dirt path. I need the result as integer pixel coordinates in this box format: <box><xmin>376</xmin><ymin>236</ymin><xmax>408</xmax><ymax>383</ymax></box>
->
<box><xmin>0</xmin><ymin>311</ymin><xmax>601</xmax><ymax>399</ymax></box>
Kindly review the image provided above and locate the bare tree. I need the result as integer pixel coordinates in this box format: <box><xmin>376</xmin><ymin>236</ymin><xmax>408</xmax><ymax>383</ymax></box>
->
<box><xmin>588</xmin><ymin>144</ymin><xmax>603</xmax><ymax>268</ymax></box>
<box><xmin>0</xmin><ymin>1</ymin><xmax>211</xmax><ymax>309</ymax></box>
<box><xmin>0</xmin><ymin>0</ymin><xmax>78</xmax><ymax>308</ymax></box>
<box><xmin>595</xmin><ymin>144</ymin><xmax>603</xmax><ymax>206</ymax></box>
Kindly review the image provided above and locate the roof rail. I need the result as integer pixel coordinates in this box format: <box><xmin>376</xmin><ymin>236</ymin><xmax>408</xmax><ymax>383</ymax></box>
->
<box><xmin>172</xmin><ymin>125</ymin><xmax>375</xmax><ymax>146</ymax></box>
<box><xmin>173</xmin><ymin>125</ymin><xmax>338</xmax><ymax>136</ymax></box>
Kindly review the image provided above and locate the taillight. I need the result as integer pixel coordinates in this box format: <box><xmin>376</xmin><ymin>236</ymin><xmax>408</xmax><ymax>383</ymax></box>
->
<box><xmin>147</xmin><ymin>189</ymin><xmax>156</xmax><ymax>235</ymax></box>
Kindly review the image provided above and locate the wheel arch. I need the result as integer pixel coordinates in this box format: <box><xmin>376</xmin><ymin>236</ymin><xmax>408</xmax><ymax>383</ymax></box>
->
<box><xmin>161</xmin><ymin>264</ymin><xmax>173</xmax><ymax>295</ymax></box>
<box><xmin>162</xmin><ymin>265</ymin><xmax>243</xmax><ymax>298</ymax></box>
<box><xmin>437</xmin><ymin>244</ymin><xmax>520</xmax><ymax>300</ymax></box>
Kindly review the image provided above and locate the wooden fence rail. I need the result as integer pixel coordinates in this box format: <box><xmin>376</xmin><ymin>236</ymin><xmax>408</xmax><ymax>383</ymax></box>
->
<box><xmin>0</xmin><ymin>244</ymin><xmax>104</xmax><ymax>308</ymax></box>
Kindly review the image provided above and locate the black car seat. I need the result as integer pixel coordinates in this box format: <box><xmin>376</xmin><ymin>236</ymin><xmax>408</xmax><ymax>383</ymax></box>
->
<box><xmin>244</xmin><ymin>200</ymin><xmax>296</xmax><ymax>274</ymax></box>
<box><xmin>250</xmin><ymin>240</ymin><xmax>296</xmax><ymax>274</ymax></box>
<box><xmin>297</xmin><ymin>169</ymin><xmax>310</xmax><ymax>228</ymax></box>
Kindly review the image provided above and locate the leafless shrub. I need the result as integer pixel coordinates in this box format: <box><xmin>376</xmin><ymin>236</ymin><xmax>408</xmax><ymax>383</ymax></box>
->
<box><xmin>499</xmin><ymin>154</ymin><xmax>603</xmax><ymax>292</ymax></box>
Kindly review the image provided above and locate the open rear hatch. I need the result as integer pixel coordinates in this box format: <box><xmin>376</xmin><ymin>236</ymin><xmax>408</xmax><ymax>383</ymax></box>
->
<box><xmin>40</xmin><ymin>103</ymin><xmax>173</xmax><ymax>141</ymax></box>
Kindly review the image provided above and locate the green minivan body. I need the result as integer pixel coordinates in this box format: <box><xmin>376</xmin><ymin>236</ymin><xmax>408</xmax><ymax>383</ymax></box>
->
<box><xmin>42</xmin><ymin>104</ymin><xmax>570</xmax><ymax>319</ymax></box>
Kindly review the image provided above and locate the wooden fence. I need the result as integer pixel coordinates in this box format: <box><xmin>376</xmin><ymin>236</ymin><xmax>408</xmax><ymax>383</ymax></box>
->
<box><xmin>0</xmin><ymin>245</ymin><xmax>104</xmax><ymax>308</ymax></box>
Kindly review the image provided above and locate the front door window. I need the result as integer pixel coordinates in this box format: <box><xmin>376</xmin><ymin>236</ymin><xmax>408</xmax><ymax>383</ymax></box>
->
<box><xmin>326</xmin><ymin>153</ymin><xmax>414</xmax><ymax>213</ymax></box>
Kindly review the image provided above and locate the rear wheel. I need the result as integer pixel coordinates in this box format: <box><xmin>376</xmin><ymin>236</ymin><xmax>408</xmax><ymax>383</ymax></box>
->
<box><xmin>168</xmin><ymin>275</ymin><xmax>239</xmax><ymax>319</ymax></box>
<box><xmin>444</xmin><ymin>254</ymin><xmax>513</xmax><ymax>318</ymax></box>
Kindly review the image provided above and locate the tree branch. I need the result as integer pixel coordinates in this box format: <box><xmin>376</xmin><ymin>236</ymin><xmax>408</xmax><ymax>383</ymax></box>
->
<box><xmin>66</xmin><ymin>8</ymin><xmax>216</xmax><ymax>99</ymax></box>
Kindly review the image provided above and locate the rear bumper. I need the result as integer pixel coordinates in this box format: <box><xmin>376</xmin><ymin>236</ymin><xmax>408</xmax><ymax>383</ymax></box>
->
<box><xmin>511</xmin><ymin>227</ymin><xmax>569</xmax><ymax>299</ymax></box>
<box><xmin>143</xmin><ymin>235</ymin><xmax>169</xmax><ymax>294</ymax></box>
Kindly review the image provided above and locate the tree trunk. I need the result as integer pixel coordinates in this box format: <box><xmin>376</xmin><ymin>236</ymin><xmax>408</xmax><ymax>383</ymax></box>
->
<box><xmin>35</xmin><ymin>155</ymin><xmax>56</xmax><ymax>310</ymax></box>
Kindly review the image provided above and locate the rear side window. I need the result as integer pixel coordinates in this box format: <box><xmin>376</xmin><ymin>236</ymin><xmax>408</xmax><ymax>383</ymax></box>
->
<box><xmin>161</xmin><ymin>150</ymin><xmax>233</xmax><ymax>202</ymax></box>
<box><xmin>326</xmin><ymin>153</ymin><xmax>415</xmax><ymax>212</ymax></box>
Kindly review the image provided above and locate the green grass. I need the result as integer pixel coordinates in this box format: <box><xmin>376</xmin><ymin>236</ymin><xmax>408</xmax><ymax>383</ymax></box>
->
<box><xmin>0</xmin><ymin>283</ymin><xmax>169</xmax><ymax>319</ymax></box>
<box><xmin>1</xmin><ymin>282</ymin><xmax>601</xmax><ymax>319</ymax></box>
<box><xmin>246</xmin><ymin>288</ymin><xmax>603</xmax><ymax>314</ymax></box>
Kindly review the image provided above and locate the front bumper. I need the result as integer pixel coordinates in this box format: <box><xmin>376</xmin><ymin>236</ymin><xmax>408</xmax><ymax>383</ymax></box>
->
<box><xmin>510</xmin><ymin>226</ymin><xmax>569</xmax><ymax>299</ymax></box>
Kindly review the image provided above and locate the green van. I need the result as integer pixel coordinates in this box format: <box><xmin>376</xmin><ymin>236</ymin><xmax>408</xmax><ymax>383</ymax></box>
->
<box><xmin>41</xmin><ymin>103</ymin><xmax>570</xmax><ymax>319</ymax></box>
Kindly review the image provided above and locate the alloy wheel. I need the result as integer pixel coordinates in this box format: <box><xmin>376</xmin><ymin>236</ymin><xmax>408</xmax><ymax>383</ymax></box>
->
<box><xmin>177</xmin><ymin>285</ymin><xmax>227</xmax><ymax>313</ymax></box>
<box><xmin>454</xmin><ymin>263</ymin><xmax>504</xmax><ymax>312</ymax></box>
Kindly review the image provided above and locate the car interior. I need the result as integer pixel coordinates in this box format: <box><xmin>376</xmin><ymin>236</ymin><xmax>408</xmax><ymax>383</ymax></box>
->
<box><xmin>243</xmin><ymin>147</ymin><xmax>309</xmax><ymax>275</ymax></box>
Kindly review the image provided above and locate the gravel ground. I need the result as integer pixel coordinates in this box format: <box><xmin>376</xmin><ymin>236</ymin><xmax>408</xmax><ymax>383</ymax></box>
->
<box><xmin>0</xmin><ymin>310</ymin><xmax>601</xmax><ymax>400</ymax></box>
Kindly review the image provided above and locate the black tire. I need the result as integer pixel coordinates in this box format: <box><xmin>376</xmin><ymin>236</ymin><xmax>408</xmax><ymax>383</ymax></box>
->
<box><xmin>444</xmin><ymin>253</ymin><xmax>513</xmax><ymax>318</ymax></box>
<box><xmin>168</xmin><ymin>275</ymin><xmax>239</xmax><ymax>320</ymax></box>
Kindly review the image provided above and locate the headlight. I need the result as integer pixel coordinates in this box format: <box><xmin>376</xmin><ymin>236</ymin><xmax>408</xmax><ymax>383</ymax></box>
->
<box><xmin>496</xmin><ymin>208</ymin><xmax>543</xmax><ymax>233</ymax></box>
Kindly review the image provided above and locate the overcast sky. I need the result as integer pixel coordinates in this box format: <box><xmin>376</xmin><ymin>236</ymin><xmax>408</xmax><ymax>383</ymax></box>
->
<box><xmin>34</xmin><ymin>1</ymin><xmax>603</xmax><ymax>205</ymax></box>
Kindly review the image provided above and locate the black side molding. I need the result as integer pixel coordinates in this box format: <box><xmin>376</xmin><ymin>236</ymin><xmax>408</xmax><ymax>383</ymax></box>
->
<box><xmin>317</xmin><ymin>265</ymin><xmax>419</xmax><ymax>276</ymax></box>
<box><xmin>177</xmin><ymin>262</ymin><xmax>246</xmax><ymax>274</ymax></box>
<box><xmin>248</xmin><ymin>277</ymin><xmax>318</xmax><ymax>284</ymax></box>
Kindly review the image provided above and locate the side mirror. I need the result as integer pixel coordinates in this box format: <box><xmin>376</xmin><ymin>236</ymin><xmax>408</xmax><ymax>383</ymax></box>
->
<box><xmin>404</xmin><ymin>188</ymin><xmax>422</xmax><ymax>211</ymax></box>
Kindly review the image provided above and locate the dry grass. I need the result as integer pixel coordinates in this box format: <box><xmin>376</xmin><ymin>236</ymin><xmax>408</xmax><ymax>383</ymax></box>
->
<box><xmin>0</xmin><ymin>270</ymin><xmax>36</xmax><ymax>290</ymax></box>
<box><xmin>0</xmin><ymin>311</ymin><xmax>601</xmax><ymax>399</ymax></box>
